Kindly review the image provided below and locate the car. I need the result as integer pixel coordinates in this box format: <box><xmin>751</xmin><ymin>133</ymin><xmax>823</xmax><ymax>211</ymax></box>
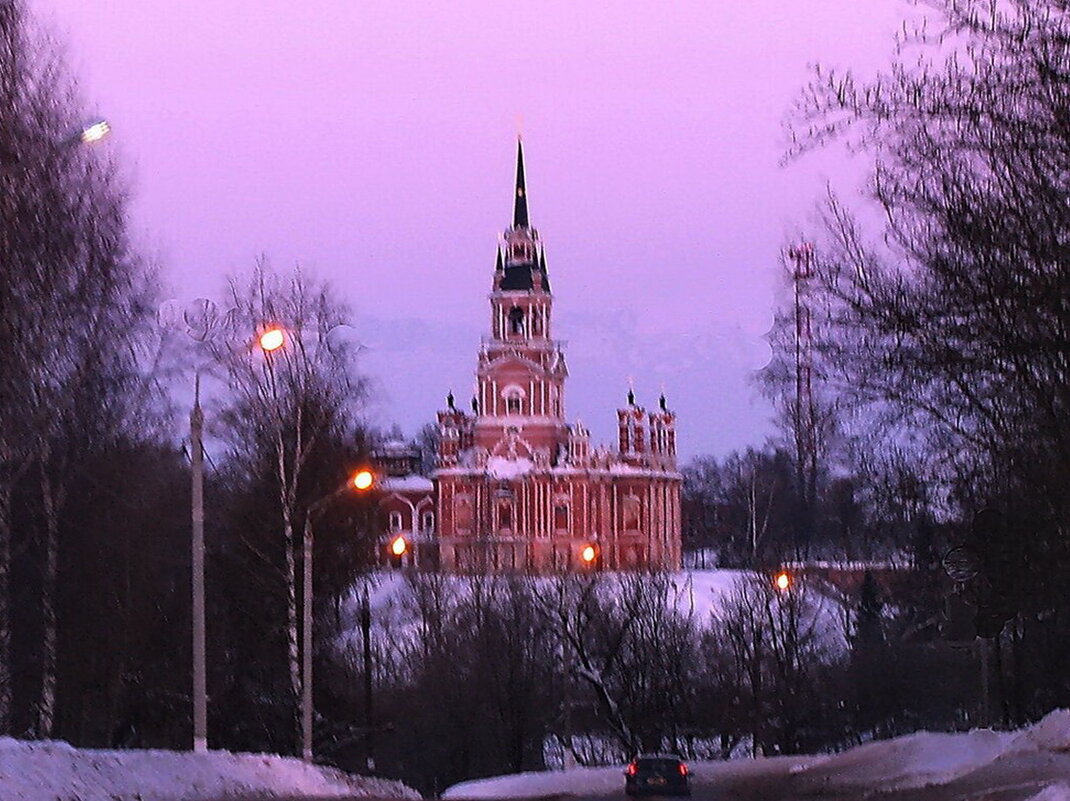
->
<box><xmin>624</xmin><ymin>754</ymin><xmax>691</xmax><ymax>796</ymax></box>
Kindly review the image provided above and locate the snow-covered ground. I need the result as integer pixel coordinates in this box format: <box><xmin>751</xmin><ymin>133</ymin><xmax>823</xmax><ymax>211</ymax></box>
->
<box><xmin>444</xmin><ymin>710</ymin><xmax>1070</xmax><ymax>801</ymax></box>
<box><xmin>0</xmin><ymin>739</ymin><xmax>420</xmax><ymax>801</ymax></box>
<box><xmin>350</xmin><ymin>569</ymin><xmax>770</xmax><ymax>632</ymax></box>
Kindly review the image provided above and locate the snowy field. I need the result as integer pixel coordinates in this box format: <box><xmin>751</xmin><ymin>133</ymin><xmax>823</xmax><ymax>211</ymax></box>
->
<box><xmin>351</xmin><ymin>569</ymin><xmax>787</xmax><ymax>630</ymax></box>
<box><xmin>444</xmin><ymin>710</ymin><xmax>1070</xmax><ymax>801</ymax></box>
<box><xmin>343</xmin><ymin>568</ymin><xmax>845</xmax><ymax>666</ymax></box>
<box><xmin>0</xmin><ymin>739</ymin><xmax>420</xmax><ymax>801</ymax></box>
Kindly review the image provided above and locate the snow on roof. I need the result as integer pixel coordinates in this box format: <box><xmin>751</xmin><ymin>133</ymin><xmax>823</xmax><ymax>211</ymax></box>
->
<box><xmin>486</xmin><ymin>456</ymin><xmax>534</xmax><ymax>479</ymax></box>
<box><xmin>380</xmin><ymin>475</ymin><xmax>433</xmax><ymax>493</ymax></box>
<box><xmin>0</xmin><ymin>738</ymin><xmax>420</xmax><ymax>801</ymax></box>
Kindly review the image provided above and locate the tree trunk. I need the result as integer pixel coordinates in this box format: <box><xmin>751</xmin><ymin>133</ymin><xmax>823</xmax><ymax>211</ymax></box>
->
<box><xmin>37</xmin><ymin>454</ymin><xmax>61</xmax><ymax>738</ymax></box>
<box><xmin>278</xmin><ymin>437</ymin><xmax>301</xmax><ymax>754</ymax></box>
<box><xmin>0</xmin><ymin>482</ymin><xmax>13</xmax><ymax>734</ymax></box>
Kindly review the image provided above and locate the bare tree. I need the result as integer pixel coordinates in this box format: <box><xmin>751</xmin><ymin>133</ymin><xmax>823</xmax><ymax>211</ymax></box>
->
<box><xmin>0</xmin><ymin>0</ymin><xmax>153</xmax><ymax>736</ymax></box>
<box><xmin>213</xmin><ymin>261</ymin><xmax>367</xmax><ymax>754</ymax></box>
<box><xmin>787</xmin><ymin>0</ymin><xmax>1070</xmax><ymax>710</ymax></box>
<box><xmin>711</xmin><ymin>572</ymin><xmax>835</xmax><ymax>756</ymax></box>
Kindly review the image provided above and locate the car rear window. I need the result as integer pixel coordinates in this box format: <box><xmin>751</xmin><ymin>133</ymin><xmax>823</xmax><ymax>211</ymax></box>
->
<box><xmin>638</xmin><ymin>758</ymin><xmax>681</xmax><ymax>771</ymax></box>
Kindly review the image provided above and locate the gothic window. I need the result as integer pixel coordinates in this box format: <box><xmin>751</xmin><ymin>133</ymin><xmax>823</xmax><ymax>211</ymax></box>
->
<box><xmin>389</xmin><ymin>511</ymin><xmax>403</xmax><ymax>532</ymax></box>
<box><xmin>509</xmin><ymin>306</ymin><xmax>525</xmax><ymax>336</ymax></box>
<box><xmin>504</xmin><ymin>387</ymin><xmax>523</xmax><ymax>415</ymax></box>
<box><xmin>455</xmin><ymin>495</ymin><xmax>472</xmax><ymax>531</ymax></box>
<box><xmin>422</xmin><ymin>512</ymin><xmax>434</xmax><ymax>533</ymax></box>
<box><xmin>554</xmin><ymin>503</ymin><xmax>569</xmax><ymax>532</ymax></box>
<box><xmin>622</xmin><ymin>496</ymin><xmax>641</xmax><ymax>531</ymax></box>
<box><xmin>532</xmin><ymin>310</ymin><xmax>542</xmax><ymax>336</ymax></box>
<box><xmin>499</xmin><ymin>502</ymin><xmax>513</xmax><ymax>530</ymax></box>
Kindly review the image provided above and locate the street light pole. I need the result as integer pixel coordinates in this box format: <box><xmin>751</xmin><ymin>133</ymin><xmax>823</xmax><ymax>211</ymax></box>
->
<box><xmin>190</xmin><ymin>374</ymin><xmax>207</xmax><ymax>753</ymax></box>
<box><xmin>300</xmin><ymin>468</ymin><xmax>375</xmax><ymax>762</ymax></box>
<box><xmin>301</xmin><ymin>512</ymin><xmax>314</xmax><ymax>761</ymax></box>
<box><xmin>361</xmin><ymin>580</ymin><xmax>375</xmax><ymax>773</ymax></box>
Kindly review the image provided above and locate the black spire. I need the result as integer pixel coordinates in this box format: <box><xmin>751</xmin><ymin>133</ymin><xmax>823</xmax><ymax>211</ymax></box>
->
<box><xmin>495</xmin><ymin>248</ymin><xmax>503</xmax><ymax>272</ymax></box>
<box><xmin>513</xmin><ymin>138</ymin><xmax>529</xmax><ymax>228</ymax></box>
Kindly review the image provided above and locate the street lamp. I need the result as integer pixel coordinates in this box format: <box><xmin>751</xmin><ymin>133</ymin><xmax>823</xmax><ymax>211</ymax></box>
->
<box><xmin>580</xmin><ymin>543</ymin><xmax>599</xmax><ymax>568</ymax></box>
<box><xmin>0</xmin><ymin>119</ymin><xmax>112</xmax><ymax>168</ymax></box>
<box><xmin>190</xmin><ymin>316</ymin><xmax>275</xmax><ymax>754</ymax></box>
<box><xmin>190</xmin><ymin>375</ymin><xmax>208</xmax><ymax>754</ymax></box>
<box><xmin>301</xmin><ymin>468</ymin><xmax>377</xmax><ymax>761</ymax></box>
<box><xmin>774</xmin><ymin>570</ymin><xmax>792</xmax><ymax>592</ymax></box>
<box><xmin>258</xmin><ymin>326</ymin><xmax>285</xmax><ymax>353</ymax></box>
<box><xmin>78</xmin><ymin>119</ymin><xmax>111</xmax><ymax>144</ymax></box>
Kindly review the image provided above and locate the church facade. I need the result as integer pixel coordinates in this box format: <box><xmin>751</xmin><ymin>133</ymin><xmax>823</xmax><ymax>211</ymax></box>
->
<box><xmin>422</xmin><ymin>141</ymin><xmax>682</xmax><ymax>573</ymax></box>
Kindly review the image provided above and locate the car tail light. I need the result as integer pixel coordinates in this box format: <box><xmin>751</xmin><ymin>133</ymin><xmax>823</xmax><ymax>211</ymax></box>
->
<box><xmin>626</xmin><ymin>763</ymin><xmax>638</xmax><ymax>776</ymax></box>
<box><xmin>678</xmin><ymin>763</ymin><xmax>689</xmax><ymax>776</ymax></box>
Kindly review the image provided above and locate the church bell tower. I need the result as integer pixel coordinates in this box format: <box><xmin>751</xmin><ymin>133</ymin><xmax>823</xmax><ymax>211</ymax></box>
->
<box><xmin>474</xmin><ymin>139</ymin><xmax>568</xmax><ymax>460</ymax></box>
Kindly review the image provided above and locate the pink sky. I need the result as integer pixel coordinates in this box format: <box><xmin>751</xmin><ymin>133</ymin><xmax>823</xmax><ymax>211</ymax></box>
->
<box><xmin>32</xmin><ymin>0</ymin><xmax>909</xmax><ymax>460</ymax></box>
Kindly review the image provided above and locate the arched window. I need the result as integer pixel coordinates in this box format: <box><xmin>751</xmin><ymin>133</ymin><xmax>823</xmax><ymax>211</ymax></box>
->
<box><xmin>389</xmin><ymin>511</ymin><xmax>403</xmax><ymax>532</ymax></box>
<box><xmin>504</xmin><ymin>387</ymin><xmax>523</xmax><ymax>415</ymax></box>
<box><xmin>622</xmin><ymin>497</ymin><xmax>641</xmax><ymax>531</ymax></box>
<box><xmin>455</xmin><ymin>495</ymin><xmax>472</xmax><ymax>531</ymax></box>
<box><xmin>499</xmin><ymin>502</ymin><xmax>513</xmax><ymax>530</ymax></box>
<box><xmin>554</xmin><ymin>503</ymin><xmax>569</xmax><ymax>532</ymax></box>
<box><xmin>509</xmin><ymin>306</ymin><xmax>525</xmax><ymax>336</ymax></box>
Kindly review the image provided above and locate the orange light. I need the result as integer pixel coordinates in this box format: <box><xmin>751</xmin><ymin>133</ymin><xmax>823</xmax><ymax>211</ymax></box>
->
<box><xmin>626</xmin><ymin>763</ymin><xmax>637</xmax><ymax>776</ymax></box>
<box><xmin>390</xmin><ymin>536</ymin><xmax>408</xmax><ymax>557</ymax></box>
<box><xmin>581</xmin><ymin>545</ymin><xmax>597</xmax><ymax>564</ymax></box>
<box><xmin>678</xmin><ymin>763</ymin><xmax>689</xmax><ymax>776</ymax></box>
<box><xmin>351</xmin><ymin>469</ymin><xmax>374</xmax><ymax>491</ymax></box>
<box><xmin>258</xmin><ymin>327</ymin><xmax>285</xmax><ymax>352</ymax></box>
<box><xmin>775</xmin><ymin>571</ymin><xmax>792</xmax><ymax>591</ymax></box>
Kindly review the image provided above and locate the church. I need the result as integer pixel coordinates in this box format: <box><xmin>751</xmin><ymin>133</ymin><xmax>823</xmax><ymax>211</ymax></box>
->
<box><xmin>377</xmin><ymin>141</ymin><xmax>682</xmax><ymax>573</ymax></box>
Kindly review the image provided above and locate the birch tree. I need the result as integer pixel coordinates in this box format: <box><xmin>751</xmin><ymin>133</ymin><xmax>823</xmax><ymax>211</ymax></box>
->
<box><xmin>213</xmin><ymin>261</ymin><xmax>366</xmax><ymax>754</ymax></box>
<box><xmin>0</xmin><ymin>0</ymin><xmax>150</xmax><ymax>736</ymax></box>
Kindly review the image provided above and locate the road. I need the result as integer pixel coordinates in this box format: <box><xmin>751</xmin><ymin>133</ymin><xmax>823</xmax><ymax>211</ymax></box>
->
<box><xmin>214</xmin><ymin>748</ymin><xmax>1070</xmax><ymax>801</ymax></box>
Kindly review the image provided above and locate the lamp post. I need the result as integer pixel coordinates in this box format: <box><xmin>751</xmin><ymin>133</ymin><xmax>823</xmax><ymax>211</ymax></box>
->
<box><xmin>301</xmin><ymin>468</ymin><xmax>375</xmax><ymax>761</ymax></box>
<box><xmin>188</xmin><ymin>318</ymin><xmax>283</xmax><ymax>754</ymax></box>
<box><xmin>0</xmin><ymin>119</ymin><xmax>112</xmax><ymax>170</ymax></box>
<box><xmin>190</xmin><ymin>376</ymin><xmax>207</xmax><ymax>753</ymax></box>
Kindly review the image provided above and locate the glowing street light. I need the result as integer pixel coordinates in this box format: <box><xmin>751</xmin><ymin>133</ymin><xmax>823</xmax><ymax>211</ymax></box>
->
<box><xmin>352</xmin><ymin>469</ymin><xmax>374</xmax><ymax>491</ymax></box>
<box><xmin>301</xmin><ymin>467</ymin><xmax>377</xmax><ymax>761</ymax></box>
<box><xmin>78</xmin><ymin>119</ymin><xmax>111</xmax><ymax>144</ymax></box>
<box><xmin>259</xmin><ymin>326</ymin><xmax>285</xmax><ymax>352</ymax></box>
<box><xmin>1</xmin><ymin>118</ymin><xmax>112</xmax><ymax>169</ymax></box>
<box><xmin>775</xmin><ymin>570</ymin><xmax>792</xmax><ymax>592</ymax></box>
<box><xmin>390</xmin><ymin>535</ymin><xmax>409</xmax><ymax>558</ymax></box>
<box><xmin>581</xmin><ymin>544</ymin><xmax>598</xmax><ymax>566</ymax></box>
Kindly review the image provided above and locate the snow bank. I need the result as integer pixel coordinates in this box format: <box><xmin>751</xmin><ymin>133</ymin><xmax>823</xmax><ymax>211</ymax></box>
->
<box><xmin>443</xmin><ymin>764</ymin><xmax>624</xmax><ymax>799</ymax></box>
<box><xmin>0</xmin><ymin>738</ymin><xmax>420</xmax><ymax>801</ymax></box>
<box><xmin>1010</xmin><ymin>709</ymin><xmax>1070</xmax><ymax>754</ymax></box>
<box><xmin>443</xmin><ymin>711</ymin><xmax>1070</xmax><ymax>800</ymax></box>
<box><xmin>1026</xmin><ymin>783</ymin><xmax>1070</xmax><ymax>801</ymax></box>
<box><xmin>795</xmin><ymin>728</ymin><xmax>1012</xmax><ymax>790</ymax></box>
